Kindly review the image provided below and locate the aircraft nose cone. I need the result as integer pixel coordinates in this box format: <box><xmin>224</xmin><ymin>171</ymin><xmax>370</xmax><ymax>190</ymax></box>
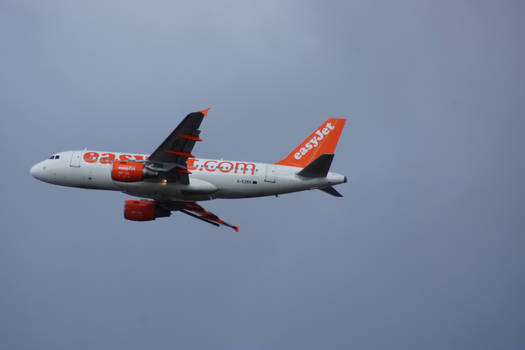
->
<box><xmin>30</xmin><ymin>163</ymin><xmax>43</xmax><ymax>180</ymax></box>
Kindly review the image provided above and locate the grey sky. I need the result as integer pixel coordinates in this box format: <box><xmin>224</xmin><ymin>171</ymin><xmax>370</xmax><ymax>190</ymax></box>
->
<box><xmin>1</xmin><ymin>0</ymin><xmax>524</xmax><ymax>349</ymax></box>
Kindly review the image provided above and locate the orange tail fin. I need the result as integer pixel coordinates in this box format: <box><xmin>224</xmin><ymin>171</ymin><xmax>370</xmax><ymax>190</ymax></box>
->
<box><xmin>276</xmin><ymin>118</ymin><xmax>347</xmax><ymax>168</ymax></box>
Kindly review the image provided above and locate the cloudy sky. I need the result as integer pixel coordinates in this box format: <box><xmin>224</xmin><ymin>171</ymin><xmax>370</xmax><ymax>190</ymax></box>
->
<box><xmin>1</xmin><ymin>0</ymin><xmax>524</xmax><ymax>349</ymax></box>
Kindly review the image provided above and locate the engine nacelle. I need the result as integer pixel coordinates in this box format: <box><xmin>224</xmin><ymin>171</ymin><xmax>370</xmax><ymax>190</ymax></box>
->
<box><xmin>124</xmin><ymin>200</ymin><xmax>171</xmax><ymax>221</ymax></box>
<box><xmin>112</xmin><ymin>161</ymin><xmax>157</xmax><ymax>182</ymax></box>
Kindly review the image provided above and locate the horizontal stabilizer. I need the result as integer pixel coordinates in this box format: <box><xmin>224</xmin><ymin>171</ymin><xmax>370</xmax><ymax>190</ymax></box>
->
<box><xmin>319</xmin><ymin>186</ymin><xmax>343</xmax><ymax>197</ymax></box>
<box><xmin>297</xmin><ymin>154</ymin><xmax>334</xmax><ymax>178</ymax></box>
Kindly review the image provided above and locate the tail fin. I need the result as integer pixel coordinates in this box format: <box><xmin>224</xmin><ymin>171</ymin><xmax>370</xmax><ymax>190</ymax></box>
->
<box><xmin>276</xmin><ymin>118</ymin><xmax>346</xmax><ymax>168</ymax></box>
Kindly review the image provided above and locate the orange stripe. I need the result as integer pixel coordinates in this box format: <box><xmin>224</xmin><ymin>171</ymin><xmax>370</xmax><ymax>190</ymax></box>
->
<box><xmin>164</xmin><ymin>150</ymin><xmax>195</xmax><ymax>157</ymax></box>
<box><xmin>206</xmin><ymin>217</ymin><xmax>225</xmax><ymax>224</ymax></box>
<box><xmin>174</xmin><ymin>168</ymin><xmax>192</xmax><ymax>174</ymax></box>
<box><xmin>177</xmin><ymin>134</ymin><xmax>202</xmax><ymax>142</ymax></box>
<box><xmin>174</xmin><ymin>201</ymin><xmax>202</xmax><ymax>209</ymax></box>
<box><xmin>187</xmin><ymin>208</ymin><xmax>213</xmax><ymax>216</ymax></box>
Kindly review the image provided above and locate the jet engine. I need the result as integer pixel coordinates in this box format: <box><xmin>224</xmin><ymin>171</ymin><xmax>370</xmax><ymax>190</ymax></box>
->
<box><xmin>112</xmin><ymin>161</ymin><xmax>158</xmax><ymax>182</ymax></box>
<box><xmin>124</xmin><ymin>200</ymin><xmax>171</xmax><ymax>221</ymax></box>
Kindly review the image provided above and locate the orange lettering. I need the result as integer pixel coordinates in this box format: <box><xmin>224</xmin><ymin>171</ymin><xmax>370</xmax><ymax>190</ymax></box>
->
<box><xmin>84</xmin><ymin>152</ymin><xmax>99</xmax><ymax>163</ymax></box>
<box><xmin>187</xmin><ymin>158</ymin><xmax>198</xmax><ymax>170</ymax></box>
<box><xmin>204</xmin><ymin>160</ymin><xmax>217</xmax><ymax>172</ymax></box>
<box><xmin>119</xmin><ymin>154</ymin><xmax>132</xmax><ymax>161</ymax></box>
<box><xmin>218</xmin><ymin>161</ymin><xmax>233</xmax><ymax>173</ymax></box>
<box><xmin>100</xmin><ymin>153</ymin><xmax>116</xmax><ymax>164</ymax></box>
<box><xmin>235</xmin><ymin>162</ymin><xmax>256</xmax><ymax>175</ymax></box>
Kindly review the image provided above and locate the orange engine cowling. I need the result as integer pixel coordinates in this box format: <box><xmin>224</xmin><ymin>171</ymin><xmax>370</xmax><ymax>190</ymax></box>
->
<box><xmin>112</xmin><ymin>161</ymin><xmax>154</xmax><ymax>182</ymax></box>
<box><xmin>124</xmin><ymin>200</ymin><xmax>170</xmax><ymax>221</ymax></box>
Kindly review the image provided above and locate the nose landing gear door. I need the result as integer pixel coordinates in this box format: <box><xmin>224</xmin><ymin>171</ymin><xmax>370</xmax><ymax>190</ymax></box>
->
<box><xmin>70</xmin><ymin>151</ymin><xmax>82</xmax><ymax>167</ymax></box>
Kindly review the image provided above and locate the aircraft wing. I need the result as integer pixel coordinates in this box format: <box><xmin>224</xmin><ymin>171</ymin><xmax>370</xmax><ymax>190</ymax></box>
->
<box><xmin>157</xmin><ymin>200</ymin><xmax>240</xmax><ymax>231</ymax></box>
<box><xmin>146</xmin><ymin>108</ymin><xmax>210</xmax><ymax>184</ymax></box>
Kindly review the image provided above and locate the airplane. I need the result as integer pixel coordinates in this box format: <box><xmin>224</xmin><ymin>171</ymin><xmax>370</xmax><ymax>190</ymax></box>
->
<box><xmin>30</xmin><ymin>109</ymin><xmax>347</xmax><ymax>231</ymax></box>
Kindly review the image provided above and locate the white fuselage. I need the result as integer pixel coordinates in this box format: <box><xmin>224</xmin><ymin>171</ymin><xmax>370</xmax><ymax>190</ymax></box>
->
<box><xmin>30</xmin><ymin>150</ymin><xmax>346</xmax><ymax>201</ymax></box>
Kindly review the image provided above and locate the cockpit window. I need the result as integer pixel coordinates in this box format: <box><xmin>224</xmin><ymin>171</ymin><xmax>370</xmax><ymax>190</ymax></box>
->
<box><xmin>48</xmin><ymin>155</ymin><xmax>59</xmax><ymax>159</ymax></box>
<box><xmin>55</xmin><ymin>155</ymin><xmax>60</xmax><ymax>159</ymax></box>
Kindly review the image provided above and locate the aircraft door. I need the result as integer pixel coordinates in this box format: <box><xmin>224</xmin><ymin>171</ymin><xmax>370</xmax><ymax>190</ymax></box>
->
<box><xmin>264</xmin><ymin>164</ymin><xmax>276</xmax><ymax>183</ymax></box>
<box><xmin>70</xmin><ymin>151</ymin><xmax>82</xmax><ymax>167</ymax></box>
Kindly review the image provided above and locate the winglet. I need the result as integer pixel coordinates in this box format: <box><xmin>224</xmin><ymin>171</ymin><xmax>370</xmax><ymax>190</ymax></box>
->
<box><xmin>234</xmin><ymin>224</ymin><xmax>240</xmax><ymax>232</ymax></box>
<box><xmin>200</xmin><ymin>108</ymin><xmax>211</xmax><ymax>116</ymax></box>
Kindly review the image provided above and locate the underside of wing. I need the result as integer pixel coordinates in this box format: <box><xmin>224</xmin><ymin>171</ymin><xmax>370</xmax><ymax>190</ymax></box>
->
<box><xmin>145</xmin><ymin>108</ymin><xmax>210</xmax><ymax>184</ymax></box>
<box><xmin>158</xmin><ymin>200</ymin><xmax>240</xmax><ymax>232</ymax></box>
